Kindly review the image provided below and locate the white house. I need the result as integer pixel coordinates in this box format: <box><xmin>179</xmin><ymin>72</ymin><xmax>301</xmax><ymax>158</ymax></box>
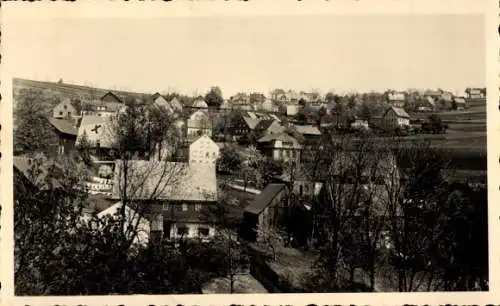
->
<box><xmin>76</xmin><ymin>115</ymin><xmax>115</xmax><ymax>149</ymax></box>
<box><xmin>382</xmin><ymin>107</ymin><xmax>410</xmax><ymax>130</ymax></box>
<box><xmin>111</xmin><ymin>160</ymin><xmax>218</xmax><ymax>241</ymax></box>
<box><xmin>186</xmin><ymin>109</ymin><xmax>212</xmax><ymax>137</ymax></box>
<box><xmin>188</xmin><ymin>135</ymin><xmax>220</xmax><ymax>165</ymax></box>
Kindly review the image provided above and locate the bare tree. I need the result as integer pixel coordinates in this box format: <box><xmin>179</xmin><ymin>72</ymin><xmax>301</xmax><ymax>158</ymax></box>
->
<box><xmin>107</xmin><ymin>100</ymin><xmax>185</xmax><ymax>251</ymax></box>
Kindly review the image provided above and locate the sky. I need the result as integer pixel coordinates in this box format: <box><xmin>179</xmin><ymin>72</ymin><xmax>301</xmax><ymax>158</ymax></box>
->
<box><xmin>4</xmin><ymin>14</ymin><xmax>485</xmax><ymax>97</ymax></box>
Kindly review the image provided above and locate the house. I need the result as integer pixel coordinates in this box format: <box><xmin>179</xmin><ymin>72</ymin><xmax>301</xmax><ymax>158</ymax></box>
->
<box><xmin>53</xmin><ymin>99</ymin><xmax>79</xmax><ymax>119</ymax></box>
<box><xmin>423</xmin><ymin>89</ymin><xmax>443</xmax><ymax>100</ymax></box>
<box><xmin>260</xmin><ymin>98</ymin><xmax>278</xmax><ymax>112</ymax></box>
<box><xmin>286</xmin><ymin>104</ymin><xmax>299</xmax><ymax>116</ymax></box>
<box><xmin>81</xmin><ymin>100</ymin><xmax>126</xmax><ymax>117</ymax></box>
<box><xmin>292</xmin><ymin>125</ymin><xmax>322</xmax><ymax>143</ymax></box>
<box><xmin>82</xmin><ymin>201</ymin><xmax>151</xmax><ymax>249</ymax></box>
<box><xmin>441</xmin><ymin>91</ymin><xmax>454</xmax><ymax>105</ymax></box>
<box><xmin>256</xmin><ymin>132</ymin><xmax>302</xmax><ymax>163</ymax></box>
<box><xmin>169</xmin><ymin>97</ymin><xmax>183</xmax><ymax>112</ymax></box>
<box><xmin>76</xmin><ymin>115</ymin><xmax>116</xmax><ymax>159</ymax></box>
<box><xmin>100</xmin><ymin>91</ymin><xmax>123</xmax><ymax>104</ymax></box>
<box><xmin>241</xmin><ymin>183</ymin><xmax>288</xmax><ymax>242</ymax></box>
<box><xmin>416</xmin><ymin>96</ymin><xmax>435</xmax><ymax>112</ymax></box>
<box><xmin>153</xmin><ymin>94</ymin><xmax>174</xmax><ymax>113</ymax></box>
<box><xmin>386</xmin><ymin>92</ymin><xmax>406</xmax><ymax>108</ymax></box>
<box><xmin>186</xmin><ymin>109</ymin><xmax>212</xmax><ymax>137</ymax></box>
<box><xmin>453</xmin><ymin>96</ymin><xmax>467</xmax><ymax>110</ymax></box>
<box><xmin>111</xmin><ymin>160</ymin><xmax>218</xmax><ymax>241</ymax></box>
<box><xmin>350</xmin><ymin>119</ymin><xmax>369</xmax><ymax>130</ymax></box>
<box><xmin>172</xmin><ymin>135</ymin><xmax>220</xmax><ymax>165</ymax></box>
<box><xmin>276</xmin><ymin>168</ymin><xmax>323</xmax><ymax>199</ymax></box>
<box><xmin>467</xmin><ymin>88</ymin><xmax>486</xmax><ymax>100</ymax></box>
<box><xmin>192</xmin><ymin>99</ymin><xmax>209</xmax><ymax>109</ymax></box>
<box><xmin>14</xmin><ymin>156</ymin><xmax>64</xmax><ymax>191</ymax></box>
<box><xmin>253</xmin><ymin>119</ymin><xmax>285</xmax><ymax>138</ymax></box>
<box><xmin>382</xmin><ymin>107</ymin><xmax>410</xmax><ymax>130</ymax></box>
<box><xmin>48</xmin><ymin>118</ymin><xmax>78</xmax><ymax>155</ymax></box>
<box><xmin>229</xmin><ymin>114</ymin><xmax>261</xmax><ymax>140</ymax></box>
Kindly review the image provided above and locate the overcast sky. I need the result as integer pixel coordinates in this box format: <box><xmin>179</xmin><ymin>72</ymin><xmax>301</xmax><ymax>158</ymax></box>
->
<box><xmin>5</xmin><ymin>14</ymin><xmax>484</xmax><ymax>97</ymax></box>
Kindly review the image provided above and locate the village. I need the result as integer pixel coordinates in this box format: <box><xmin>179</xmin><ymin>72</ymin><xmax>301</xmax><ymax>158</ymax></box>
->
<box><xmin>13</xmin><ymin>78</ymin><xmax>488</xmax><ymax>294</ymax></box>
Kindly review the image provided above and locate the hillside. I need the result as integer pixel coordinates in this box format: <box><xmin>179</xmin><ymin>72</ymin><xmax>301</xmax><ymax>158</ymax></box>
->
<box><xmin>13</xmin><ymin>78</ymin><xmax>151</xmax><ymax>103</ymax></box>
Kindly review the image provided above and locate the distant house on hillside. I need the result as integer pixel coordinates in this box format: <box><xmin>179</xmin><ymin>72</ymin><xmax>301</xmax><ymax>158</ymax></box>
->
<box><xmin>453</xmin><ymin>96</ymin><xmax>467</xmax><ymax>111</ymax></box>
<box><xmin>416</xmin><ymin>96</ymin><xmax>436</xmax><ymax>112</ymax></box>
<box><xmin>101</xmin><ymin>91</ymin><xmax>123</xmax><ymax>104</ymax></box>
<box><xmin>386</xmin><ymin>92</ymin><xmax>406</xmax><ymax>108</ymax></box>
<box><xmin>186</xmin><ymin>109</ymin><xmax>212</xmax><ymax>137</ymax></box>
<box><xmin>192</xmin><ymin>99</ymin><xmax>209</xmax><ymax>109</ymax></box>
<box><xmin>467</xmin><ymin>88</ymin><xmax>486</xmax><ymax>100</ymax></box>
<box><xmin>382</xmin><ymin>107</ymin><xmax>410</xmax><ymax>130</ymax></box>
<box><xmin>81</xmin><ymin>100</ymin><xmax>125</xmax><ymax>117</ymax></box>
<box><xmin>53</xmin><ymin>99</ymin><xmax>79</xmax><ymax>119</ymax></box>
<box><xmin>441</xmin><ymin>91</ymin><xmax>454</xmax><ymax>104</ymax></box>
<box><xmin>241</xmin><ymin>183</ymin><xmax>288</xmax><ymax>242</ymax></box>
<box><xmin>260</xmin><ymin>98</ymin><xmax>278</xmax><ymax>112</ymax></box>
<box><xmin>111</xmin><ymin>160</ymin><xmax>218</xmax><ymax>241</ymax></box>
<box><xmin>285</xmin><ymin>104</ymin><xmax>299</xmax><ymax>116</ymax></box>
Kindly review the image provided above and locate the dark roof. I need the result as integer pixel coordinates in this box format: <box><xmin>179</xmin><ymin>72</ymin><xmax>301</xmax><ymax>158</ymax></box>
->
<box><xmin>243</xmin><ymin>183</ymin><xmax>286</xmax><ymax>215</ymax></box>
<box><xmin>385</xmin><ymin>107</ymin><xmax>410</xmax><ymax>119</ymax></box>
<box><xmin>101</xmin><ymin>91</ymin><xmax>123</xmax><ymax>103</ymax></box>
<box><xmin>13</xmin><ymin>156</ymin><xmax>63</xmax><ymax>189</ymax></box>
<box><xmin>48</xmin><ymin>118</ymin><xmax>78</xmax><ymax>136</ymax></box>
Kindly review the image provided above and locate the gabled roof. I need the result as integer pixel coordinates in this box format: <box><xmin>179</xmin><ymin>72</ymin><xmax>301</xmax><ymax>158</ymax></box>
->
<box><xmin>387</xmin><ymin>92</ymin><xmax>406</xmax><ymax>101</ymax></box>
<box><xmin>257</xmin><ymin>132</ymin><xmax>301</xmax><ymax>147</ymax></box>
<box><xmin>111</xmin><ymin>160</ymin><xmax>217</xmax><ymax>202</ymax></box>
<box><xmin>76</xmin><ymin>115</ymin><xmax>115</xmax><ymax>148</ymax></box>
<box><xmin>14</xmin><ymin>156</ymin><xmax>63</xmax><ymax>190</ymax></box>
<box><xmin>242</xmin><ymin>116</ymin><xmax>261</xmax><ymax>130</ymax></box>
<box><xmin>101</xmin><ymin>91</ymin><xmax>123</xmax><ymax>103</ymax></box>
<box><xmin>48</xmin><ymin>118</ymin><xmax>78</xmax><ymax>136</ymax></box>
<box><xmin>254</xmin><ymin>119</ymin><xmax>284</xmax><ymax>135</ymax></box>
<box><xmin>192</xmin><ymin>99</ymin><xmax>208</xmax><ymax>108</ymax></box>
<box><xmin>385</xmin><ymin>107</ymin><xmax>410</xmax><ymax>119</ymax></box>
<box><xmin>293</xmin><ymin>125</ymin><xmax>321</xmax><ymax>136</ymax></box>
<box><xmin>243</xmin><ymin>183</ymin><xmax>286</xmax><ymax>215</ymax></box>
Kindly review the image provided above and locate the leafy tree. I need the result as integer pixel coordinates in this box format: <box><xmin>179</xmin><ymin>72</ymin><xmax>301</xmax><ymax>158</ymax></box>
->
<box><xmin>14</xmin><ymin>88</ymin><xmax>59</xmax><ymax>155</ymax></box>
<box><xmin>204</xmin><ymin>86</ymin><xmax>224</xmax><ymax>108</ymax></box>
<box><xmin>217</xmin><ymin>145</ymin><xmax>243</xmax><ymax>175</ymax></box>
<box><xmin>14</xmin><ymin>154</ymin><xmax>89</xmax><ymax>294</ymax></box>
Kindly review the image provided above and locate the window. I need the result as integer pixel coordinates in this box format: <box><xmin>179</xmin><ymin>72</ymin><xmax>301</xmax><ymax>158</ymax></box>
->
<box><xmin>163</xmin><ymin>203</ymin><xmax>170</xmax><ymax>211</ymax></box>
<box><xmin>205</xmin><ymin>152</ymin><xmax>209</xmax><ymax>158</ymax></box>
<box><xmin>198</xmin><ymin>227</ymin><xmax>210</xmax><ymax>237</ymax></box>
<box><xmin>63</xmin><ymin>105</ymin><xmax>67</xmax><ymax>110</ymax></box>
<box><xmin>59</xmin><ymin>111</ymin><xmax>63</xmax><ymax>116</ymax></box>
<box><xmin>68</xmin><ymin>112</ymin><xmax>71</xmax><ymax>117</ymax></box>
<box><xmin>195</xmin><ymin>204</ymin><xmax>202</xmax><ymax>211</ymax></box>
<box><xmin>177</xmin><ymin>226</ymin><xmax>189</xmax><ymax>236</ymax></box>
<box><xmin>182</xmin><ymin>204</ymin><xmax>188</xmax><ymax>211</ymax></box>
<box><xmin>299</xmin><ymin>185</ymin><xmax>303</xmax><ymax>196</ymax></box>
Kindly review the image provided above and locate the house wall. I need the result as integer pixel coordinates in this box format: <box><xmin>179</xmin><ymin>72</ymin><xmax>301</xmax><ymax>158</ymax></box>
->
<box><xmin>168</xmin><ymin>223</ymin><xmax>216</xmax><ymax>240</ymax></box>
<box><xmin>189</xmin><ymin>136</ymin><xmax>219</xmax><ymax>164</ymax></box>
<box><xmin>187</xmin><ymin>110</ymin><xmax>213</xmax><ymax>137</ymax></box>
<box><xmin>53</xmin><ymin>101</ymin><xmax>77</xmax><ymax>119</ymax></box>
<box><xmin>383</xmin><ymin>110</ymin><xmax>409</xmax><ymax>130</ymax></box>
